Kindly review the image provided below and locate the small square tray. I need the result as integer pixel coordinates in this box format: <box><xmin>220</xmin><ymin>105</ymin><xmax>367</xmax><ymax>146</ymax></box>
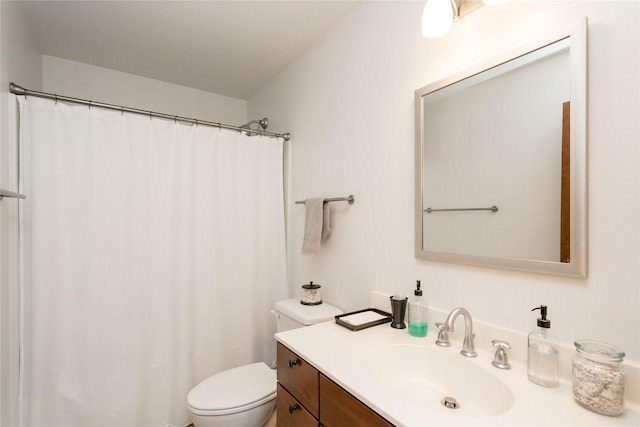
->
<box><xmin>335</xmin><ymin>308</ymin><xmax>392</xmax><ymax>331</ymax></box>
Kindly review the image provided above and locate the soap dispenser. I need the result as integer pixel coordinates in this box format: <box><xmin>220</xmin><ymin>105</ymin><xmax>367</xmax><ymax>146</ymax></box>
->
<box><xmin>408</xmin><ymin>280</ymin><xmax>428</xmax><ymax>337</ymax></box>
<box><xmin>527</xmin><ymin>305</ymin><xmax>559</xmax><ymax>387</ymax></box>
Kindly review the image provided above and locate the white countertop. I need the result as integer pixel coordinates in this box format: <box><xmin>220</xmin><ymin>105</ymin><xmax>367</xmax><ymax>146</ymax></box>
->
<box><xmin>275</xmin><ymin>320</ymin><xmax>640</xmax><ymax>426</ymax></box>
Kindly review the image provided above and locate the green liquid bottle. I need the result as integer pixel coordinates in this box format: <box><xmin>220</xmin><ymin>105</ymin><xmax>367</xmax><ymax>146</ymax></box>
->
<box><xmin>408</xmin><ymin>280</ymin><xmax>428</xmax><ymax>337</ymax></box>
<box><xmin>408</xmin><ymin>321</ymin><xmax>427</xmax><ymax>337</ymax></box>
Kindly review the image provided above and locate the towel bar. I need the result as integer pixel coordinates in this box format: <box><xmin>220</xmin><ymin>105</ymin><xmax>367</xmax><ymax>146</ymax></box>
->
<box><xmin>0</xmin><ymin>189</ymin><xmax>26</xmax><ymax>200</ymax></box>
<box><xmin>295</xmin><ymin>195</ymin><xmax>355</xmax><ymax>205</ymax></box>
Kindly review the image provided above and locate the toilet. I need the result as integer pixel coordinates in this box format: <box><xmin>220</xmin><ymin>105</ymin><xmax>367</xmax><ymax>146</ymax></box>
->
<box><xmin>186</xmin><ymin>298</ymin><xmax>342</xmax><ymax>427</ymax></box>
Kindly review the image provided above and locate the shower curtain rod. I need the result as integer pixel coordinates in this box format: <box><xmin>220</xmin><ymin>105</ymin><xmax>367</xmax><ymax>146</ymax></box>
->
<box><xmin>9</xmin><ymin>82</ymin><xmax>291</xmax><ymax>141</ymax></box>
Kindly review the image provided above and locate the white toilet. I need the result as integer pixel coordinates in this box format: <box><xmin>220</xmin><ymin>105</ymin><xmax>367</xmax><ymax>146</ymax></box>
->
<box><xmin>186</xmin><ymin>298</ymin><xmax>342</xmax><ymax>427</ymax></box>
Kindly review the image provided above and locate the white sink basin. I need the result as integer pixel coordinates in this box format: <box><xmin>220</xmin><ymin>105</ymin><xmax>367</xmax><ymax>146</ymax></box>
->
<box><xmin>364</xmin><ymin>344</ymin><xmax>514</xmax><ymax>417</ymax></box>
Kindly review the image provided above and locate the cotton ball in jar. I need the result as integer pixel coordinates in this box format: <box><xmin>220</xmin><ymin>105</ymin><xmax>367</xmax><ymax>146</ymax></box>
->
<box><xmin>300</xmin><ymin>281</ymin><xmax>322</xmax><ymax>305</ymax></box>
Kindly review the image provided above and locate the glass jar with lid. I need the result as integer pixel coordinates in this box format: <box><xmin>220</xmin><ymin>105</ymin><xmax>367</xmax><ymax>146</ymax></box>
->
<box><xmin>572</xmin><ymin>340</ymin><xmax>625</xmax><ymax>416</ymax></box>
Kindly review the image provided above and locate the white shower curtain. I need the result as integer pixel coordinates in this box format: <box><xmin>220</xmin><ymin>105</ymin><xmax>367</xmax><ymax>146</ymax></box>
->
<box><xmin>17</xmin><ymin>96</ymin><xmax>288</xmax><ymax>427</ymax></box>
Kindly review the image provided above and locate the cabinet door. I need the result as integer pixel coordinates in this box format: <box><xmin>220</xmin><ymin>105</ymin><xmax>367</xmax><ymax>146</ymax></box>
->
<box><xmin>319</xmin><ymin>374</ymin><xmax>394</xmax><ymax>427</ymax></box>
<box><xmin>277</xmin><ymin>383</ymin><xmax>318</xmax><ymax>427</ymax></box>
<box><xmin>277</xmin><ymin>342</ymin><xmax>319</xmax><ymax>417</ymax></box>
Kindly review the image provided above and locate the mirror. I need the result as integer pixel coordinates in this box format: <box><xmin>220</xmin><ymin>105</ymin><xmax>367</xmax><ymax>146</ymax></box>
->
<box><xmin>415</xmin><ymin>19</ymin><xmax>587</xmax><ymax>277</ymax></box>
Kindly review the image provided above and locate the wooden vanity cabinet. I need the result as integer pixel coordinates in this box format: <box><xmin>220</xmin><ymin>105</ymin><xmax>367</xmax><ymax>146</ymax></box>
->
<box><xmin>276</xmin><ymin>342</ymin><xmax>394</xmax><ymax>427</ymax></box>
<box><xmin>319</xmin><ymin>374</ymin><xmax>393</xmax><ymax>427</ymax></box>
<box><xmin>276</xmin><ymin>383</ymin><xmax>317</xmax><ymax>427</ymax></box>
<box><xmin>277</xmin><ymin>342</ymin><xmax>320</xmax><ymax>418</ymax></box>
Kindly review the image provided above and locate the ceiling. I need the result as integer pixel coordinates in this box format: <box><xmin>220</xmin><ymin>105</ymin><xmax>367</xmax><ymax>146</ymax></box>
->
<box><xmin>16</xmin><ymin>1</ymin><xmax>359</xmax><ymax>100</ymax></box>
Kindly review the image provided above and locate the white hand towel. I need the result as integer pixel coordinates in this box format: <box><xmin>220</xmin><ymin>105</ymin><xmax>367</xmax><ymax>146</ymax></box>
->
<box><xmin>302</xmin><ymin>198</ymin><xmax>324</xmax><ymax>255</ymax></box>
<box><xmin>321</xmin><ymin>202</ymin><xmax>332</xmax><ymax>243</ymax></box>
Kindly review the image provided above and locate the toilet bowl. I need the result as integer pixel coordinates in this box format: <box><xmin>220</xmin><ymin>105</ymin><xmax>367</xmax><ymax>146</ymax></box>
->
<box><xmin>187</xmin><ymin>362</ymin><xmax>276</xmax><ymax>427</ymax></box>
<box><xmin>186</xmin><ymin>298</ymin><xmax>342</xmax><ymax>427</ymax></box>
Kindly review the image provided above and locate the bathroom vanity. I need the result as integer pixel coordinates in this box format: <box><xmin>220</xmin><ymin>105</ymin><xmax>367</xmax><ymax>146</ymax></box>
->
<box><xmin>276</xmin><ymin>342</ymin><xmax>392</xmax><ymax>426</ymax></box>
<box><xmin>275</xmin><ymin>320</ymin><xmax>639</xmax><ymax>426</ymax></box>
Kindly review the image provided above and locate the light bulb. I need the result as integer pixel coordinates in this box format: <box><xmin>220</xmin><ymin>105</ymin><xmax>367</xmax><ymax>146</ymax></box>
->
<box><xmin>421</xmin><ymin>0</ymin><xmax>454</xmax><ymax>39</ymax></box>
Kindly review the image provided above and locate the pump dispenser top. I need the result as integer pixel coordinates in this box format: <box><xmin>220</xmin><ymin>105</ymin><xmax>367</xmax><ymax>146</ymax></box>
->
<box><xmin>532</xmin><ymin>305</ymin><xmax>550</xmax><ymax>328</ymax></box>
<box><xmin>527</xmin><ymin>304</ymin><xmax>559</xmax><ymax>387</ymax></box>
<box><xmin>414</xmin><ymin>281</ymin><xmax>423</xmax><ymax>297</ymax></box>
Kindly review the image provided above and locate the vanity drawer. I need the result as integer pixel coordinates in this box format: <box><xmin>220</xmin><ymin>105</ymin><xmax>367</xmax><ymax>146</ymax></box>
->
<box><xmin>277</xmin><ymin>383</ymin><xmax>318</xmax><ymax>427</ymax></box>
<box><xmin>319</xmin><ymin>374</ymin><xmax>393</xmax><ymax>427</ymax></box>
<box><xmin>277</xmin><ymin>342</ymin><xmax>319</xmax><ymax>418</ymax></box>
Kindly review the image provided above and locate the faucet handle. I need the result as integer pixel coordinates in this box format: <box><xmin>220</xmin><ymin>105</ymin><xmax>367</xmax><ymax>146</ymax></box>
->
<box><xmin>491</xmin><ymin>339</ymin><xmax>511</xmax><ymax>370</ymax></box>
<box><xmin>491</xmin><ymin>339</ymin><xmax>511</xmax><ymax>350</ymax></box>
<box><xmin>435</xmin><ymin>323</ymin><xmax>451</xmax><ymax>347</ymax></box>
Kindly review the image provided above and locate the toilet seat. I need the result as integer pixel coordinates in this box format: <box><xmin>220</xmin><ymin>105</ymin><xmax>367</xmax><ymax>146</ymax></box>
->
<box><xmin>187</xmin><ymin>362</ymin><xmax>276</xmax><ymax>416</ymax></box>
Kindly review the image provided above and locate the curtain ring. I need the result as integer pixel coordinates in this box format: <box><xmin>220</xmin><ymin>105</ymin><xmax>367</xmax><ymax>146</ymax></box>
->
<box><xmin>88</xmin><ymin>101</ymin><xmax>92</xmax><ymax>110</ymax></box>
<box><xmin>194</xmin><ymin>119</ymin><xmax>199</xmax><ymax>127</ymax></box>
<box><xmin>120</xmin><ymin>106</ymin><xmax>124</xmax><ymax>116</ymax></box>
<box><xmin>54</xmin><ymin>94</ymin><xmax>58</xmax><ymax>105</ymax></box>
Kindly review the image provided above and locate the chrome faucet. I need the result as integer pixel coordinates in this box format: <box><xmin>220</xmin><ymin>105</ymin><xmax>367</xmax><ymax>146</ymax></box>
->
<box><xmin>444</xmin><ymin>307</ymin><xmax>477</xmax><ymax>358</ymax></box>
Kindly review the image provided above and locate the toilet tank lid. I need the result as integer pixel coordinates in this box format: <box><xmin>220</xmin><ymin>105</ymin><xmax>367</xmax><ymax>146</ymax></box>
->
<box><xmin>275</xmin><ymin>298</ymin><xmax>343</xmax><ymax>325</ymax></box>
<box><xmin>187</xmin><ymin>362</ymin><xmax>275</xmax><ymax>412</ymax></box>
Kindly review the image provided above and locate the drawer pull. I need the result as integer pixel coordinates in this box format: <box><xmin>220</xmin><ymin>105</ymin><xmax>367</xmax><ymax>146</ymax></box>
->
<box><xmin>288</xmin><ymin>358</ymin><xmax>299</xmax><ymax>368</ymax></box>
<box><xmin>288</xmin><ymin>403</ymin><xmax>299</xmax><ymax>414</ymax></box>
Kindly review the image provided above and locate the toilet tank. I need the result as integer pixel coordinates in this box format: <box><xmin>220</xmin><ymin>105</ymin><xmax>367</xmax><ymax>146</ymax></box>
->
<box><xmin>273</xmin><ymin>298</ymin><xmax>342</xmax><ymax>332</ymax></box>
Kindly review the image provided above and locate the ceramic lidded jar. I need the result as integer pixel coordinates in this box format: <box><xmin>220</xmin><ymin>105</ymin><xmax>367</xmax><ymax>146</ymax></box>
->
<box><xmin>572</xmin><ymin>339</ymin><xmax>625</xmax><ymax>416</ymax></box>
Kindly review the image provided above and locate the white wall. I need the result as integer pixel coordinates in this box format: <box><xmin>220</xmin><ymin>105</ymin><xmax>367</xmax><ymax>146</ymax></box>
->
<box><xmin>0</xmin><ymin>2</ymin><xmax>42</xmax><ymax>425</ymax></box>
<box><xmin>249</xmin><ymin>1</ymin><xmax>640</xmax><ymax>363</ymax></box>
<box><xmin>42</xmin><ymin>56</ymin><xmax>247</xmax><ymax>125</ymax></box>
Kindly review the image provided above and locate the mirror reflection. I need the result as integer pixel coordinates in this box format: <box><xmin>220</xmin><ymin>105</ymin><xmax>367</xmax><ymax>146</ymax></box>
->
<box><xmin>424</xmin><ymin>39</ymin><xmax>569</xmax><ymax>262</ymax></box>
<box><xmin>415</xmin><ymin>20</ymin><xmax>587</xmax><ymax>277</ymax></box>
